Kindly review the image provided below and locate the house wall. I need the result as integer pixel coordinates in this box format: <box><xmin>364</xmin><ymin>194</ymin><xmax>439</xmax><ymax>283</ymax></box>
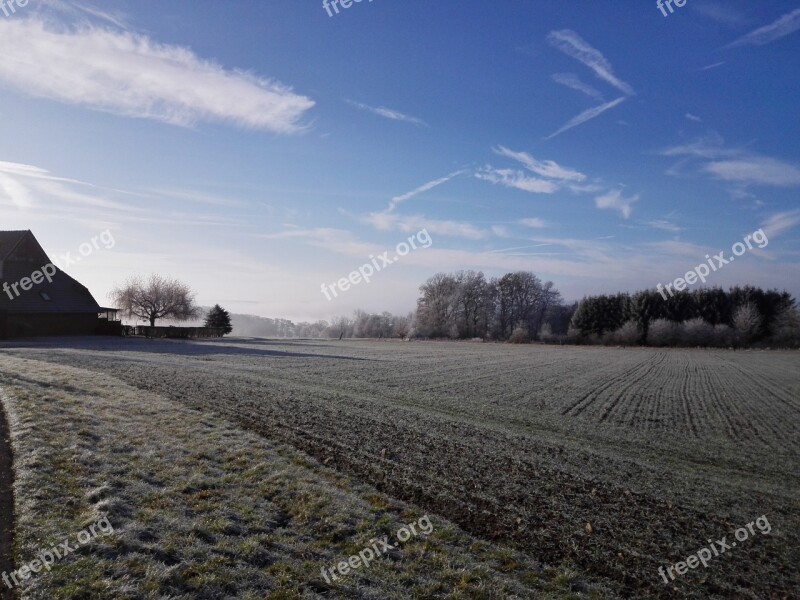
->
<box><xmin>0</xmin><ymin>313</ymin><xmax>100</xmax><ymax>339</ymax></box>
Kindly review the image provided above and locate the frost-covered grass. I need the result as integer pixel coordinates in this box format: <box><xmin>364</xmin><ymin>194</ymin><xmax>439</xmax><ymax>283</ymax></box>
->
<box><xmin>0</xmin><ymin>355</ymin><xmax>608</xmax><ymax>599</ymax></box>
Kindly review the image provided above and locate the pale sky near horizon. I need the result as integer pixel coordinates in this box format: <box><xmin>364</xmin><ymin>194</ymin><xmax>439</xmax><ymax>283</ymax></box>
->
<box><xmin>1</xmin><ymin>1</ymin><xmax>799</xmax><ymax>322</ymax></box>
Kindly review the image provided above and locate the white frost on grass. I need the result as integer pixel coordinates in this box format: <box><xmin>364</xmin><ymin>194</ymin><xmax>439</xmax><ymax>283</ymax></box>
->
<box><xmin>0</xmin><ymin>355</ymin><xmax>575</xmax><ymax>599</ymax></box>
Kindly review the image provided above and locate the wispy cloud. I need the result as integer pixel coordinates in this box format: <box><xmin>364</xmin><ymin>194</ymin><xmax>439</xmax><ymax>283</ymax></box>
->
<box><xmin>475</xmin><ymin>168</ymin><xmax>560</xmax><ymax>194</ymax></box>
<box><xmin>551</xmin><ymin>72</ymin><xmax>604</xmax><ymax>101</ymax></box>
<box><xmin>547</xmin><ymin>30</ymin><xmax>635</xmax><ymax>96</ymax></box>
<box><xmin>487</xmin><ymin>243</ymin><xmax>553</xmax><ymax>255</ymax></box>
<box><xmin>491</xmin><ymin>225</ymin><xmax>512</xmax><ymax>238</ymax></box>
<box><xmin>692</xmin><ymin>3</ymin><xmax>746</xmax><ymax>26</ymax></box>
<box><xmin>145</xmin><ymin>188</ymin><xmax>246</xmax><ymax>207</ymax></box>
<box><xmin>346</xmin><ymin>100</ymin><xmax>427</xmax><ymax>127</ymax></box>
<box><xmin>0</xmin><ymin>160</ymin><xmax>252</xmax><ymax>233</ymax></box>
<box><xmin>261</xmin><ymin>227</ymin><xmax>347</xmax><ymax>241</ymax></box>
<box><xmin>518</xmin><ymin>218</ymin><xmax>548</xmax><ymax>228</ymax></box>
<box><xmin>726</xmin><ymin>8</ymin><xmax>800</xmax><ymax>48</ymax></box>
<box><xmin>705</xmin><ymin>157</ymin><xmax>800</xmax><ymax>186</ymax></box>
<box><xmin>761</xmin><ymin>209</ymin><xmax>800</xmax><ymax>238</ymax></box>
<box><xmin>366</xmin><ymin>169</ymin><xmax>482</xmax><ymax>242</ymax></box>
<box><xmin>0</xmin><ymin>19</ymin><xmax>314</xmax><ymax>133</ymax></box>
<box><xmin>595</xmin><ymin>189</ymin><xmax>639</xmax><ymax>219</ymax></box>
<box><xmin>644</xmin><ymin>219</ymin><xmax>682</xmax><ymax>233</ymax></box>
<box><xmin>37</xmin><ymin>0</ymin><xmax>130</xmax><ymax>29</ymax></box>
<box><xmin>493</xmin><ymin>146</ymin><xmax>586</xmax><ymax>181</ymax></box>
<box><xmin>568</xmin><ymin>182</ymin><xmax>605</xmax><ymax>194</ymax></box>
<box><xmin>479</xmin><ymin>146</ymin><xmax>636</xmax><ymax>221</ymax></box>
<box><xmin>388</xmin><ymin>170</ymin><xmax>465</xmax><ymax>211</ymax></box>
<box><xmin>259</xmin><ymin>227</ymin><xmax>387</xmax><ymax>259</ymax></box>
<box><xmin>546</xmin><ymin>97</ymin><xmax>626</xmax><ymax>140</ymax></box>
<box><xmin>699</xmin><ymin>61</ymin><xmax>725</xmax><ymax>71</ymax></box>
<box><xmin>685</xmin><ymin>113</ymin><xmax>702</xmax><ymax>122</ymax></box>
<box><xmin>0</xmin><ymin>160</ymin><xmax>129</xmax><ymax>211</ymax></box>
<box><xmin>663</xmin><ymin>135</ymin><xmax>800</xmax><ymax>189</ymax></box>
<box><xmin>661</xmin><ymin>133</ymin><xmax>735</xmax><ymax>159</ymax></box>
<box><xmin>363</xmin><ymin>212</ymin><xmax>488</xmax><ymax>240</ymax></box>
<box><xmin>69</xmin><ymin>2</ymin><xmax>130</xmax><ymax>29</ymax></box>
<box><xmin>526</xmin><ymin>235</ymin><xmax>621</xmax><ymax>262</ymax></box>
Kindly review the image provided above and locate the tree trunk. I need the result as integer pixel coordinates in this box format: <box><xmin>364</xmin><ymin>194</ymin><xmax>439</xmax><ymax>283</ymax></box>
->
<box><xmin>150</xmin><ymin>316</ymin><xmax>156</xmax><ymax>327</ymax></box>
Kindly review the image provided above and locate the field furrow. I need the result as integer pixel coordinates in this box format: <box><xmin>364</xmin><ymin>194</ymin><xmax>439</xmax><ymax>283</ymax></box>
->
<box><xmin>3</xmin><ymin>338</ymin><xmax>798</xmax><ymax>600</ymax></box>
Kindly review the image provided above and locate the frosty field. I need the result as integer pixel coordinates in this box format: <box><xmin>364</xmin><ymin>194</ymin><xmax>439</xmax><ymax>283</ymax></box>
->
<box><xmin>1</xmin><ymin>338</ymin><xmax>798</xmax><ymax>599</ymax></box>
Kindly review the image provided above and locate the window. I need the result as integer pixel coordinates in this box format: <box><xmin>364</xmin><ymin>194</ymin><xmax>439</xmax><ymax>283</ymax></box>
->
<box><xmin>40</xmin><ymin>292</ymin><xmax>51</xmax><ymax>301</ymax></box>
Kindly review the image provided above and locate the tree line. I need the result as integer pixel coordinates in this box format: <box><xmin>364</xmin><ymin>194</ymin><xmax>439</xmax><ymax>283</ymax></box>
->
<box><xmin>569</xmin><ymin>286</ymin><xmax>798</xmax><ymax>347</ymax></box>
<box><xmin>329</xmin><ymin>274</ymin><xmax>799</xmax><ymax>348</ymax></box>
<box><xmin>411</xmin><ymin>270</ymin><xmax>564</xmax><ymax>341</ymax></box>
<box><xmin>111</xmin><ymin>272</ymin><xmax>800</xmax><ymax>348</ymax></box>
<box><xmin>328</xmin><ymin>271</ymin><xmax>570</xmax><ymax>342</ymax></box>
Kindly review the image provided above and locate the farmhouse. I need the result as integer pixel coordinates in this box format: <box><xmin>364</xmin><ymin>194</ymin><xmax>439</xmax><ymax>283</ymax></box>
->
<box><xmin>0</xmin><ymin>230</ymin><xmax>115</xmax><ymax>338</ymax></box>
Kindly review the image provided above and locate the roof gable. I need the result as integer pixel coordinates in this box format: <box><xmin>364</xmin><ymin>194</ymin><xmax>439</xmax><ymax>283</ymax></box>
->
<box><xmin>0</xmin><ymin>231</ymin><xmax>101</xmax><ymax>314</ymax></box>
<box><xmin>0</xmin><ymin>231</ymin><xmax>49</xmax><ymax>264</ymax></box>
<box><xmin>0</xmin><ymin>231</ymin><xmax>30</xmax><ymax>261</ymax></box>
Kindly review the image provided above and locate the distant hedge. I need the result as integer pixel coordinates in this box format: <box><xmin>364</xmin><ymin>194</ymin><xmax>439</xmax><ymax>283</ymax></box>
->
<box><xmin>568</xmin><ymin>286</ymin><xmax>798</xmax><ymax>348</ymax></box>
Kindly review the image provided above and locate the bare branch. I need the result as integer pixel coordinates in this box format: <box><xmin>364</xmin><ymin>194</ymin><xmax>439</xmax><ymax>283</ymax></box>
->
<box><xmin>110</xmin><ymin>274</ymin><xmax>199</xmax><ymax>326</ymax></box>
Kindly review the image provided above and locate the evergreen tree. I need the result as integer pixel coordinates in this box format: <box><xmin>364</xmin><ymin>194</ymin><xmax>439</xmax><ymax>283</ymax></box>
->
<box><xmin>692</xmin><ymin>288</ymin><xmax>729</xmax><ymax>325</ymax></box>
<box><xmin>205</xmin><ymin>304</ymin><xmax>233</xmax><ymax>335</ymax></box>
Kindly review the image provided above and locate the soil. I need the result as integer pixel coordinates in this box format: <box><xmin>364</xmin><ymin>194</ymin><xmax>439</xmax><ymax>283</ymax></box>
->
<box><xmin>3</xmin><ymin>337</ymin><xmax>798</xmax><ymax>598</ymax></box>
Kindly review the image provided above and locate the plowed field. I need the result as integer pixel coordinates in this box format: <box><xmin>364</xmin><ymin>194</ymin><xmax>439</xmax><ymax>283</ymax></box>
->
<box><xmin>4</xmin><ymin>338</ymin><xmax>798</xmax><ymax>599</ymax></box>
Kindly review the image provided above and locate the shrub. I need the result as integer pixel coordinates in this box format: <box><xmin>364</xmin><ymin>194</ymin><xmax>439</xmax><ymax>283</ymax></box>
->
<box><xmin>509</xmin><ymin>325</ymin><xmax>530</xmax><ymax>344</ymax></box>
<box><xmin>733</xmin><ymin>302</ymin><xmax>762</xmax><ymax>344</ymax></box>
<box><xmin>647</xmin><ymin>319</ymin><xmax>679</xmax><ymax>347</ymax></box>
<box><xmin>538</xmin><ymin>323</ymin><xmax>555</xmax><ymax>342</ymax></box>
<box><xmin>770</xmin><ymin>306</ymin><xmax>800</xmax><ymax>348</ymax></box>
<box><xmin>565</xmin><ymin>326</ymin><xmax>604</xmax><ymax>345</ymax></box>
<box><xmin>566</xmin><ymin>325</ymin><xmax>583</xmax><ymax>344</ymax></box>
<box><xmin>605</xmin><ymin>320</ymin><xmax>640</xmax><ymax>346</ymax></box>
<box><xmin>679</xmin><ymin>318</ymin><xmax>715</xmax><ymax>347</ymax></box>
<box><xmin>711</xmin><ymin>324</ymin><xmax>734</xmax><ymax>348</ymax></box>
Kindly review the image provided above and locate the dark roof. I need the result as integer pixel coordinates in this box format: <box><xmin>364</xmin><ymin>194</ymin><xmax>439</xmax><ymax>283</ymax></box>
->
<box><xmin>0</xmin><ymin>231</ymin><xmax>29</xmax><ymax>261</ymax></box>
<box><xmin>0</xmin><ymin>231</ymin><xmax>101</xmax><ymax>315</ymax></box>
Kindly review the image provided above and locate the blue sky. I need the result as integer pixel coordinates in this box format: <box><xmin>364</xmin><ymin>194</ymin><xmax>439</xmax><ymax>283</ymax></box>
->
<box><xmin>0</xmin><ymin>0</ymin><xmax>799</xmax><ymax>321</ymax></box>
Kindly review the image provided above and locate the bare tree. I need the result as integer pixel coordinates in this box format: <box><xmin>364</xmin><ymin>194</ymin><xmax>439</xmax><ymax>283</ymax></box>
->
<box><xmin>416</xmin><ymin>273</ymin><xmax>459</xmax><ymax>337</ymax></box>
<box><xmin>110</xmin><ymin>274</ymin><xmax>199</xmax><ymax>326</ymax></box>
<box><xmin>533</xmin><ymin>281</ymin><xmax>562</xmax><ymax>339</ymax></box>
<box><xmin>495</xmin><ymin>271</ymin><xmax>543</xmax><ymax>340</ymax></box>
<box><xmin>328</xmin><ymin>315</ymin><xmax>353</xmax><ymax>339</ymax></box>
<box><xmin>453</xmin><ymin>271</ymin><xmax>491</xmax><ymax>339</ymax></box>
<box><xmin>392</xmin><ymin>312</ymin><xmax>413</xmax><ymax>339</ymax></box>
<box><xmin>732</xmin><ymin>302</ymin><xmax>761</xmax><ymax>344</ymax></box>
